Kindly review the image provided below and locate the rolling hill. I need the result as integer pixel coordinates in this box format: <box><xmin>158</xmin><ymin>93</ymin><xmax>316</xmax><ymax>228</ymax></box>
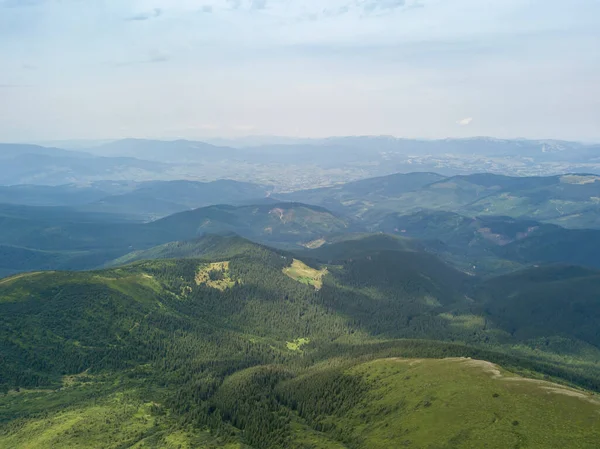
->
<box><xmin>373</xmin><ymin>210</ymin><xmax>600</xmax><ymax>273</ymax></box>
<box><xmin>106</xmin><ymin>233</ymin><xmax>264</xmax><ymax>267</ymax></box>
<box><xmin>0</xmin><ymin>145</ymin><xmax>169</xmax><ymax>186</ymax></box>
<box><xmin>0</xmin><ymin>202</ymin><xmax>351</xmax><ymax>276</ymax></box>
<box><xmin>0</xmin><ymin>179</ymin><xmax>270</xmax><ymax>220</ymax></box>
<box><xmin>478</xmin><ymin>265</ymin><xmax>600</xmax><ymax>349</ymax></box>
<box><xmin>147</xmin><ymin>202</ymin><xmax>352</xmax><ymax>248</ymax></box>
<box><xmin>1</xmin><ymin>236</ymin><xmax>600</xmax><ymax>447</ymax></box>
<box><xmin>278</xmin><ymin>172</ymin><xmax>446</xmax><ymax>216</ymax></box>
<box><xmin>87</xmin><ymin>138</ymin><xmax>242</xmax><ymax>162</ymax></box>
<box><xmin>76</xmin><ymin>179</ymin><xmax>271</xmax><ymax>220</ymax></box>
<box><xmin>293</xmin><ymin>233</ymin><xmax>422</xmax><ymax>263</ymax></box>
<box><xmin>284</xmin><ymin>172</ymin><xmax>600</xmax><ymax>229</ymax></box>
<box><xmin>0</xmin><ymin>183</ymin><xmax>123</xmax><ymax>207</ymax></box>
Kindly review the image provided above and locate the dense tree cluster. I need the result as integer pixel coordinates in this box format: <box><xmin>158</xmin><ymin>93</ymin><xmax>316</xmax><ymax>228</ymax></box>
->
<box><xmin>1</xmin><ymin>241</ymin><xmax>600</xmax><ymax>447</ymax></box>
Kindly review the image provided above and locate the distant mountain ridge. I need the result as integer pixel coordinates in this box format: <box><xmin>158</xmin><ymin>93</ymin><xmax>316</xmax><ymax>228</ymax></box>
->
<box><xmin>374</xmin><ymin>210</ymin><xmax>600</xmax><ymax>272</ymax></box>
<box><xmin>0</xmin><ymin>179</ymin><xmax>270</xmax><ymax>220</ymax></box>
<box><xmin>3</xmin><ymin>137</ymin><xmax>600</xmax><ymax>188</ymax></box>
<box><xmin>0</xmin><ymin>201</ymin><xmax>350</xmax><ymax>276</ymax></box>
<box><xmin>3</xmin><ymin>169</ymin><xmax>600</xmax><ymax>276</ymax></box>
<box><xmin>283</xmin><ymin>171</ymin><xmax>600</xmax><ymax>229</ymax></box>
<box><xmin>76</xmin><ymin>179</ymin><xmax>271</xmax><ymax>220</ymax></box>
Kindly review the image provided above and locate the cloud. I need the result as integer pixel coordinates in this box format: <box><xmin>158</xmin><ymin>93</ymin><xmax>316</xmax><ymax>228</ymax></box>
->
<box><xmin>251</xmin><ymin>0</ymin><xmax>267</xmax><ymax>11</ymax></box>
<box><xmin>2</xmin><ymin>0</ymin><xmax>600</xmax><ymax>142</ymax></box>
<box><xmin>112</xmin><ymin>52</ymin><xmax>170</xmax><ymax>67</ymax></box>
<box><xmin>227</xmin><ymin>0</ymin><xmax>242</xmax><ymax>10</ymax></box>
<box><xmin>322</xmin><ymin>5</ymin><xmax>351</xmax><ymax>18</ymax></box>
<box><xmin>1</xmin><ymin>0</ymin><xmax>44</xmax><ymax>7</ymax></box>
<box><xmin>148</xmin><ymin>53</ymin><xmax>169</xmax><ymax>63</ymax></box>
<box><xmin>362</xmin><ymin>0</ymin><xmax>406</xmax><ymax>14</ymax></box>
<box><xmin>304</xmin><ymin>0</ymin><xmax>414</xmax><ymax>21</ymax></box>
<box><xmin>125</xmin><ymin>8</ymin><xmax>162</xmax><ymax>21</ymax></box>
<box><xmin>233</xmin><ymin>125</ymin><xmax>256</xmax><ymax>131</ymax></box>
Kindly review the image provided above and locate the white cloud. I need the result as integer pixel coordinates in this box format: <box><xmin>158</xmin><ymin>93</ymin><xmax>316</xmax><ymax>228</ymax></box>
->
<box><xmin>233</xmin><ymin>125</ymin><xmax>256</xmax><ymax>131</ymax></box>
<box><xmin>0</xmin><ymin>0</ymin><xmax>599</xmax><ymax>141</ymax></box>
<box><xmin>199</xmin><ymin>124</ymin><xmax>220</xmax><ymax>130</ymax></box>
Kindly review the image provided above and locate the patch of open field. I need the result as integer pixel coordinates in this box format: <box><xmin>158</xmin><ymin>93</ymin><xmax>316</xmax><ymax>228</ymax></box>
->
<box><xmin>195</xmin><ymin>261</ymin><xmax>237</xmax><ymax>290</ymax></box>
<box><xmin>283</xmin><ymin>259</ymin><xmax>327</xmax><ymax>290</ymax></box>
<box><xmin>287</xmin><ymin>338</ymin><xmax>310</xmax><ymax>351</ymax></box>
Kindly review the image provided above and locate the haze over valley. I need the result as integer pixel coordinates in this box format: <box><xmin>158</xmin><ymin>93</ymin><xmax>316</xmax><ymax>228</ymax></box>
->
<box><xmin>3</xmin><ymin>137</ymin><xmax>600</xmax><ymax>190</ymax></box>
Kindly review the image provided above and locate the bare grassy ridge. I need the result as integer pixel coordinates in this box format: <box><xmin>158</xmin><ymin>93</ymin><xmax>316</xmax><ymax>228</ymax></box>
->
<box><xmin>340</xmin><ymin>358</ymin><xmax>600</xmax><ymax>448</ymax></box>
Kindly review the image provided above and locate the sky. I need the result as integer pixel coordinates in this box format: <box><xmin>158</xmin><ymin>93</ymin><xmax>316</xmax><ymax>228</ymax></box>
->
<box><xmin>1</xmin><ymin>0</ymin><xmax>599</xmax><ymax>142</ymax></box>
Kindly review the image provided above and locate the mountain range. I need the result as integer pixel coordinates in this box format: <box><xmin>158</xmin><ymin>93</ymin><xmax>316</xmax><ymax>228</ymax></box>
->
<box><xmin>281</xmin><ymin>171</ymin><xmax>600</xmax><ymax>229</ymax></box>
<box><xmin>4</xmin><ymin>137</ymin><xmax>600</xmax><ymax>189</ymax></box>
<box><xmin>3</xmin><ymin>138</ymin><xmax>600</xmax><ymax>446</ymax></box>
<box><xmin>3</xmin><ymin>169</ymin><xmax>600</xmax><ymax>277</ymax></box>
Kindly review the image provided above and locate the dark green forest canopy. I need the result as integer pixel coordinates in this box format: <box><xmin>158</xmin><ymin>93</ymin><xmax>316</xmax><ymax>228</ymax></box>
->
<box><xmin>1</xmin><ymin>236</ymin><xmax>600</xmax><ymax>448</ymax></box>
<box><xmin>4</xmin><ymin>171</ymin><xmax>600</xmax><ymax>278</ymax></box>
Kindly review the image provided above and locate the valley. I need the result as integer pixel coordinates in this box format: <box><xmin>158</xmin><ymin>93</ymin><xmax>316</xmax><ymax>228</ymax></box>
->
<box><xmin>3</xmin><ymin>138</ymin><xmax>600</xmax><ymax>191</ymax></box>
<box><xmin>2</xmin><ymin>169</ymin><xmax>600</xmax><ymax>278</ymax></box>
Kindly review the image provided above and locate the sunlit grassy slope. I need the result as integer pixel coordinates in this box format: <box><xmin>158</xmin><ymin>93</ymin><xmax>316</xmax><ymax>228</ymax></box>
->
<box><xmin>281</xmin><ymin>357</ymin><xmax>600</xmax><ymax>449</ymax></box>
<box><xmin>2</xmin><ymin>236</ymin><xmax>600</xmax><ymax>448</ymax></box>
<box><xmin>2</xmin><ymin>357</ymin><xmax>598</xmax><ymax>449</ymax></box>
<box><xmin>283</xmin><ymin>259</ymin><xmax>327</xmax><ymax>289</ymax></box>
<box><xmin>0</xmin><ymin>383</ymin><xmax>243</xmax><ymax>449</ymax></box>
<box><xmin>358</xmin><ymin>358</ymin><xmax>599</xmax><ymax>447</ymax></box>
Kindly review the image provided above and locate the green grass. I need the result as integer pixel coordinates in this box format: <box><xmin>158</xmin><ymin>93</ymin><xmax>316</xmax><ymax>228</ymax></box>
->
<box><xmin>0</xmin><ymin>383</ymin><xmax>239</xmax><ymax>449</ymax></box>
<box><xmin>283</xmin><ymin>259</ymin><xmax>327</xmax><ymax>289</ymax></box>
<box><xmin>195</xmin><ymin>261</ymin><xmax>237</xmax><ymax>291</ymax></box>
<box><xmin>304</xmin><ymin>357</ymin><xmax>600</xmax><ymax>448</ymax></box>
<box><xmin>286</xmin><ymin>338</ymin><xmax>310</xmax><ymax>352</ymax></box>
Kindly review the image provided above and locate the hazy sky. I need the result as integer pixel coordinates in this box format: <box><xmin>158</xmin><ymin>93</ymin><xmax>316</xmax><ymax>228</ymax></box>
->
<box><xmin>1</xmin><ymin>0</ymin><xmax>599</xmax><ymax>142</ymax></box>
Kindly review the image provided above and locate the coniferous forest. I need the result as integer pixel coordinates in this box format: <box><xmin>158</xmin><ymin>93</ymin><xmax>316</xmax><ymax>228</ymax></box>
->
<box><xmin>1</xmin><ymin>235</ymin><xmax>599</xmax><ymax>448</ymax></box>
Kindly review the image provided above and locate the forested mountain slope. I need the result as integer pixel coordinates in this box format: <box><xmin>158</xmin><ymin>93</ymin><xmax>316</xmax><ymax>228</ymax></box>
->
<box><xmin>373</xmin><ymin>210</ymin><xmax>600</xmax><ymax>272</ymax></box>
<box><xmin>76</xmin><ymin>179</ymin><xmax>271</xmax><ymax>220</ymax></box>
<box><xmin>278</xmin><ymin>172</ymin><xmax>445</xmax><ymax>214</ymax></box>
<box><xmin>147</xmin><ymin>202</ymin><xmax>351</xmax><ymax>249</ymax></box>
<box><xmin>283</xmin><ymin>172</ymin><xmax>600</xmax><ymax>229</ymax></box>
<box><xmin>1</xmin><ymin>237</ymin><xmax>600</xmax><ymax>447</ymax></box>
<box><xmin>0</xmin><ymin>202</ymin><xmax>350</xmax><ymax>276</ymax></box>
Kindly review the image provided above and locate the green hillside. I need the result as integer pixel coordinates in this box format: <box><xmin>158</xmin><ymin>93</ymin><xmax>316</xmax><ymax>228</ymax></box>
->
<box><xmin>3</xmin><ymin>172</ymin><xmax>600</xmax><ymax>278</ymax></box>
<box><xmin>285</xmin><ymin>172</ymin><xmax>600</xmax><ymax>229</ymax></box>
<box><xmin>279</xmin><ymin>172</ymin><xmax>445</xmax><ymax>215</ymax></box>
<box><xmin>2</xmin><ymin>236</ymin><xmax>600</xmax><ymax>447</ymax></box>
<box><xmin>147</xmin><ymin>202</ymin><xmax>352</xmax><ymax>249</ymax></box>
<box><xmin>372</xmin><ymin>210</ymin><xmax>600</xmax><ymax>273</ymax></box>
<box><xmin>106</xmin><ymin>234</ymin><xmax>264</xmax><ymax>267</ymax></box>
<box><xmin>297</xmin><ymin>233</ymin><xmax>422</xmax><ymax>262</ymax></box>
<box><xmin>278</xmin><ymin>357</ymin><xmax>600</xmax><ymax>449</ymax></box>
<box><xmin>479</xmin><ymin>265</ymin><xmax>600</xmax><ymax>349</ymax></box>
<box><xmin>77</xmin><ymin>179</ymin><xmax>270</xmax><ymax>221</ymax></box>
<box><xmin>0</xmin><ymin>202</ymin><xmax>351</xmax><ymax>276</ymax></box>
